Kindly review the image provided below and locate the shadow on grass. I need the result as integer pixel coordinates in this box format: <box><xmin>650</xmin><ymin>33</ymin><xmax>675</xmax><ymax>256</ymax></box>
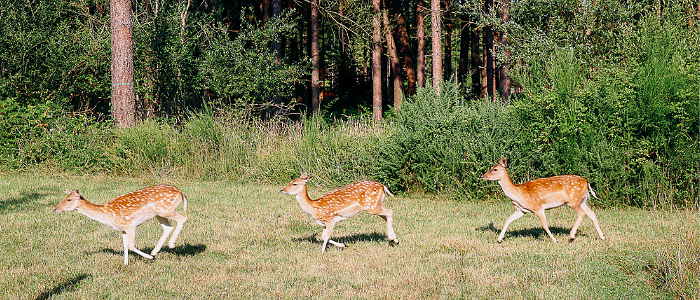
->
<box><xmin>97</xmin><ymin>243</ymin><xmax>207</xmax><ymax>260</ymax></box>
<box><xmin>0</xmin><ymin>191</ymin><xmax>50</xmax><ymax>213</ymax></box>
<box><xmin>477</xmin><ymin>222</ymin><xmax>578</xmax><ymax>240</ymax></box>
<box><xmin>293</xmin><ymin>232</ymin><xmax>390</xmax><ymax>246</ymax></box>
<box><xmin>35</xmin><ymin>274</ymin><xmax>91</xmax><ymax>300</ymax></box>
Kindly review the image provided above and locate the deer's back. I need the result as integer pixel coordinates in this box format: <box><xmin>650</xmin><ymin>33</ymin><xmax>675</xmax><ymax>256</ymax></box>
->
<box><xmin>516</xmin><ymin>175</ymin><xmax>589</xmax><ymax>208</ymax></box>
<box><xmin>312</xmin><ymin>181</ymin><xmax>385</xmax><ymax>214</ymax></box>
<box><xmin>105</xmin><ymin>185</ymin><xmax>183</xmax><ymax>220</ymax></box>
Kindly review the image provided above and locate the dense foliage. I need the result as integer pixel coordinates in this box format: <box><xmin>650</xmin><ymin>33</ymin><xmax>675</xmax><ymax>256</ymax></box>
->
<box><xmin>0</xmin><ymin>0</ymin><xmax>698</xmax><ymax>209</ymax></box>
<box><xmin>379</xmin><ymin>8</ymin><xmax>698</xmax><ymax>207</ymax></box>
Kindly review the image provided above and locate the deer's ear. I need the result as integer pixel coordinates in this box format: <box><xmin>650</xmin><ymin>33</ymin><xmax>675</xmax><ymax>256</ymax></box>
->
<box><xmin>64</xmin><ymin>190</ymin><xmax>72</xmax><ymax>195</ymax></box>
<box><xmin>498</xmin><ymin>157</ymin><xmax>507</xmax><ymax>168</ymax></box>
<box><xmin>300</xmin><ymin>172</ymin><xmax>314</xmax><ymax>181</ymax></box>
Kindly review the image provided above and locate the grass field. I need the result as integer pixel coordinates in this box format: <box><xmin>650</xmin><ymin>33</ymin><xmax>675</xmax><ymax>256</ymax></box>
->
<box><xmin>1</xmin><ymin>173</ymin><xmax>696</xmax><ymax>299</ymax></box>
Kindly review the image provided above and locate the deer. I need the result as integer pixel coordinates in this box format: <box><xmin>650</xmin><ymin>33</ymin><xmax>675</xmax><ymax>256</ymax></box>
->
<box><xmin>54</xmin><ymin>185</ymin><xmax>188</xmax><ymax>265</ymax></box>
<box><xmin>281</xmin><ymin>172</ymin><xmax>399</xmax><ymax>252</ymax></box>
<box><xmin>482</xmin><ymin>158</ymin><xmax>605</xmax><ymax>243</ymax></box>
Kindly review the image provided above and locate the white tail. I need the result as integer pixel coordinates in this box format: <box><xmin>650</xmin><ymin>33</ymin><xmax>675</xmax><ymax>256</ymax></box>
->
<box><xmin>482</xmin><ymin>158</ymin><xmax>605</xmax><ymax>243</ymax></box>
<box><xmin>280</xmin><ymin>173</ymin><xmax>398</xmax><ymax>252</ymax></box>
<box><xmin>54</xmin><ymin>185</ymin><xmax>188</xmax><ymax>265</ymax></box>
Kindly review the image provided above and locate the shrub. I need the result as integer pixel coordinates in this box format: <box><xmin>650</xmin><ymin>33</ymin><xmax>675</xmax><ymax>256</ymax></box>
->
<box><xmin>376</xmin><ymin>82</ymin><xmax>522</xmax><ymax>197</ymax></box>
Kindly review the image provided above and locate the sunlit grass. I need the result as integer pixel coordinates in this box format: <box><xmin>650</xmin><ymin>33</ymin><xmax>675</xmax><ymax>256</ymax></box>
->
<box><xmin>0</xmin><ymin>173</ymin><xmax>695</xmax><ymax>299</ymax></box>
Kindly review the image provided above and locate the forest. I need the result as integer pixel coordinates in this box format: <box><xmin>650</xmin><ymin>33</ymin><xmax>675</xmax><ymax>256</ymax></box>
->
<box><xmin>0</xmin><ymin>0</ymin><xmax>698</xmax><ymax>207</ymax></box>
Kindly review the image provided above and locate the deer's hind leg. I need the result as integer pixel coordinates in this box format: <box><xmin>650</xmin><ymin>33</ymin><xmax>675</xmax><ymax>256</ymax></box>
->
<box><xmin>151</xmin><ymin>216</ymin><xmax>175</xmax><ymax>256</ymax></box>
<box><xmin>370</xmin><ymin>207</ymin><xmax>398</xmax><ymax>245</ymax></box>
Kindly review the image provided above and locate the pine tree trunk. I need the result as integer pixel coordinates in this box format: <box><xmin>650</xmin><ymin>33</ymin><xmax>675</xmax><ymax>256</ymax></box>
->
<box><xmin>470</xmin><ymin>21</ymin><xmax>481</xmax><ymax>98</ymax></box>
<box><xmin>372</xmin><ymin>0</ymin><xmax>383</xmax><ymax>120</ymax></box>
<box><xmin>498</xmin><ymin>0</ymin><xmax>511</xmax><ymax>104</ymax></box>
<box><xmin>290</xmin><ymin>0</ymin><xmax>304</xmax><ymax>105</ymax></box>
<box><xmin>383</xmin><ymin>7</ymin><xmax>403</xmax><ymax>110</ymax></box>
<box><xmin>310</xmin><ymin>0</ymin><xmax>320</xmax><ymax>114</ymax></box>
<box><xmin>391</xmin><ymin>0</ymin><xmax>416</xmax><ymax>96</ymax></box>
<box><xmin>484</xmin><ymin>0</ymin><xmax>494</xmax><ymax>100</ymax></box>
<box><xmin>416</xmin><ymin>0</ymin><xmax>426</xmax><ymax>88</ymax></box>
<box><xmin>443</xmin><ymin>2</ymin><xmax>452</xmax><ymax>80</ymax></box>
<box><xmin>458</xmin><ymin>15</ymin><xmax>469</xmax><ymax>84</ymax></box>
<box><xmin>111</xmin><ymin>0</ymin><xmax>135</xmax><ymax>128</ymax></box>
<box><xmin>431</xmin><ymin>0</ymin><xmax>442</xmax><ymax>91</ymax></box>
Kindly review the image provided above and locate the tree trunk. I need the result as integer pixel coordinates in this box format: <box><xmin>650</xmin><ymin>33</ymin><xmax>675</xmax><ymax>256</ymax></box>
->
<box><xmin>383</xmin><ymin>6</ymin><xmax>402</xmax><ymax>110</ymax></box>
<box><xmin>263</xmin><ymin>0</ymin><xmax>283</xmax><ymax>118</ymax></box>
<box><xmin>416</xmin><ymin>0</ymin><xmax>426</xmax><ymax>88</ymax></box>
<box><xmin>484</xmin><ymin>0</ymin><xmax>494</xmax><ymax>100</ymax></box>
<box><xmin>262</xmin><ymin>0</ymin><xmax>270</xmax><ymax>23</ymax></box>
<box><xmin>391</xmin><ymin>0</ymin><xmax>416</xmax><ymax>96</ymax></box>
<box><xmin>111</xmin><ymin>0</ymin><xmax>135</xmax><ymax>128</ymax></box>
<box><xmin>498</xmin><ymin>0</ymin><xmax>511</xmax><ymax>104</ymax></box>
<box><xmin>470</xmin><ymin>21</ymin><xmax>481</xmax><ymax>98</ymax></box>
<box><xmin>372</xmin><ymin>0</ymin><xmax>383</xmax><ymax>120</ymax></box>
<box><xmin>430</xmin><ymin>0</ymin><xmax>442</xmax><ymax>91</ymax></box>
<box><xmin>458</xmin><ymin>15</ymin><xmax>469</xmax><ymax>84</ymax></box>
<box><xmin>310</xmin><ymin>0</ymin><xmax>321</xmax><ymax>114</ymax></box>
<box><xmin>443</xmin><ymin>2</ymin><xmax>452</xmax><ymax>80</ymax></box>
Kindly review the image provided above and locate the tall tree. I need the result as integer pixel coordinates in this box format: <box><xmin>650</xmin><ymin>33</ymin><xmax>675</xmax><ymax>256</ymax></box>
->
<box><xmin>444</xmin><ymin>1</ymin><xmax>453</xmax><ymax>80</ymax></box>
<box><xmin>263</xmin><ymin>0</ymin><xmax>284</xmax><ymax>119</ymax></box>
<box><xmin>498</xmin><ymin>0</ymin><xmax>511</xmax><ymax>103</ymax></box>
<box><xmin>416</xmin><ymin>0</ymin><xmax>426</xmax><ymax>88</ymax></box>
<box><xmin>483</xmin><ymin>0</ymin><xmax>495</xmax><ymax>99</ymax></box>
<box><xmin>431</xmin><ymin>0</ymin><xmax>442</xmax><ymax>91</ymax></box>
<box><xmin>310</xmin><ymin>0</ymin><xmax>321</xmax><ymax>114</ymax></box>
<box><xmin>470</xmin><ymin>16</ymin><xmax>482</xmax><ymax>98</ymax></box>
<box><xmin>383</xmin><ymin>3</ymin><xmax>402</xmax><ymax>110</ymax></box>
<box><xmin>372</xmin><ymin>0</ymin><xmax>383</xmax><ymax>120</ymax></box>
<box><xmin>111</xmin><ymin>0</ymin><xmax>135</xmax><ymax>128</ymax></box>
<box><xmin>458</xmin><ymin>14</ymin><xmax>469</xmax><ymax>83</ymax></box>
<box><xmin>391</xmin><ymin>0</ymin><xmax>416</xmax><ymax>96</ymax></box>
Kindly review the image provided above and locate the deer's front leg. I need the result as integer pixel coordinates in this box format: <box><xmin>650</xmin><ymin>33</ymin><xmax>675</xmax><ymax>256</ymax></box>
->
<box><xmin>321</xmin><ymin>221</ymin><xmax>345</xmax><ymax>252</ymax></box>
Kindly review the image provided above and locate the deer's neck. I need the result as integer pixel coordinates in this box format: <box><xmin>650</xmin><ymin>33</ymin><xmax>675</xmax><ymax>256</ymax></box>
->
<box><xmin>295</xmin><ymin>186</ymin><xmax>318</xmax><ymax>217</ymax></box>
<box><xmin>76</xmin><ymin>199</ymin><xmax>122</xmax><ymax>231</ymax></box>
<box><xmin>498</xmin><ymin>171</ymin><xmax>526</xmax><ymax>202</ymax></box>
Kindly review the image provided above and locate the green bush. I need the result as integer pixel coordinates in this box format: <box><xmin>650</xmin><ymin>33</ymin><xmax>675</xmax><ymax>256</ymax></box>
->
<box><xmin>0</xmin><ymin>97</ymin><xmax>112</xmax><ymax>173</ymax></box>
<box><xmin>376</xmin><ymin>82</ymin><xmax>522</xmax><ymax>197</ymax></box>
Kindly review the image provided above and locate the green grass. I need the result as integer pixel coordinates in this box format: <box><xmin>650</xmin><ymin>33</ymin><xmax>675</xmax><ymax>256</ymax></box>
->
<box><xmin>0</xmin><ymin>173</ymin><xmax>696</xmax><ymax>299</ymax></box>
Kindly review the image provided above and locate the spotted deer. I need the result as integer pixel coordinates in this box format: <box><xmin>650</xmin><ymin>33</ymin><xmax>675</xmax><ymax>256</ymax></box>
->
<box><xmin>54</xmin><ymin>185</ymin><xmax>188</xmax><ymax>265</ymax></box>
<box><xmin>281</xmin><ymin>173</ymin><xmax>399</xmax><ymax>252</ymax></box>
<box><xmin>482</xmin><ymin>158</ymin><xmax>605</xmax><ymax>243</ymax></box>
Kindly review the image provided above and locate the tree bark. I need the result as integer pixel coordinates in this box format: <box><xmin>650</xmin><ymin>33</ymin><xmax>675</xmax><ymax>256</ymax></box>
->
<box><xmin>484</xmin><ymin>0</ymin><xmax>494</xmax><ymax>100</ymax></box>
<box><xmin>391</xmin><ymin>0</ymin><xmax>416</xmax><ymax>96</ymax></box>
<box><xmin>470</xmin><ymin>20</ymin><xmax>481</xmax><ymax>98</ymax></box>
<box><xmin>262</xmin><ymin>0</ymin><xmax>270</xmax><ymax>23</ymax></box>
<box><xmin>383</xmin><ymin>6</ymin><xmax>402</xmax><ymax>110</ymax></box>
<box><xmin>310</xmin><ymin>0</ymin><xmax>321</xmax><ymax>114</ymax></box>
<box><xmin>444</xmin><ymin>2</ymin><xmax>452</xmax><ymax>80</ymax></box>
<box><xmin>458</xmin><ymin>15</ymin><xmax>469</xmax><ymax>84</ymax></box>
<box><xmin>416</xmin><ymin>0</ymin><xmax>426</xmax><ymax>88</ymax></box>
<box><xmin>372</xmin><ymin>0</ymin><xmax>383</xmax><ymax>120</ymax></box>
<box><xmin>498</xmin><ymin>0</ymin><xmax>511</xmax><ymax>104</ymax></box>
<box><xmin>111</xmin><ymin>0</ymin><xmax>135</xmax><ymax>128</ymax></box>
<box><xmin>430</xmin><ymin>0</ymin><xmax>442</xmax><ymax>91</ymax></box>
